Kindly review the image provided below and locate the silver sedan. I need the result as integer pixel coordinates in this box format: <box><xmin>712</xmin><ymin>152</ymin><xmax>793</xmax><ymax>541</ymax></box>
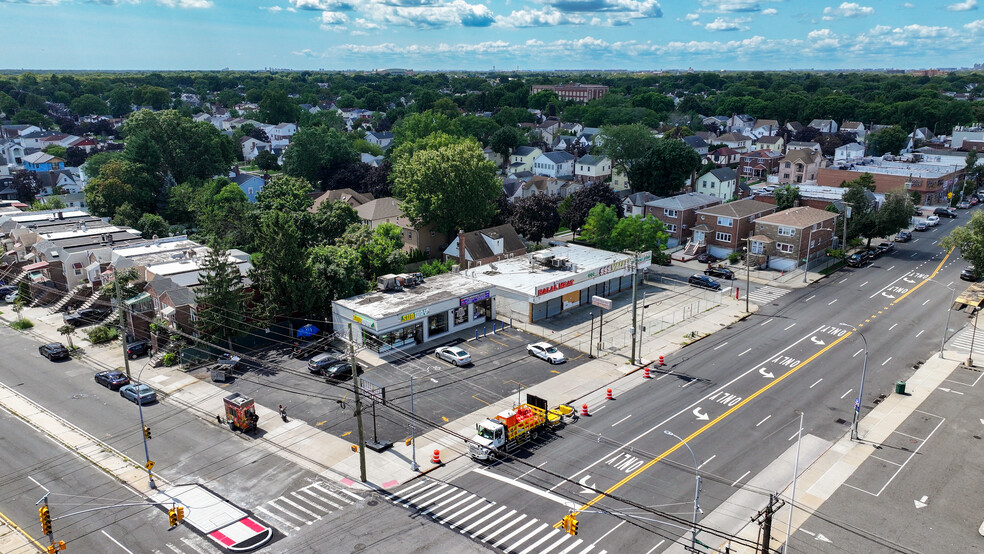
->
<box><xmin>435</xmin><ymin>346</ymin><xmax>472</xmax><ymax>366</ymax></box>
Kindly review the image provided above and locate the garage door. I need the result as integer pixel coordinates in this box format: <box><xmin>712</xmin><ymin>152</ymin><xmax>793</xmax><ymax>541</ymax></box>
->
<box><xmin>546</xmin><ymin>296</ymin><xmax>563</xmax><ymax>318</ymax></box>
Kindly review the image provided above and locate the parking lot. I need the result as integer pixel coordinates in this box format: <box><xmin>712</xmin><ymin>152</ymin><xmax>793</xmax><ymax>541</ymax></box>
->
<box><xmin>189</xmin><ymin>325</ymin><xmax>588</xmax><ymax>447</ymax></box>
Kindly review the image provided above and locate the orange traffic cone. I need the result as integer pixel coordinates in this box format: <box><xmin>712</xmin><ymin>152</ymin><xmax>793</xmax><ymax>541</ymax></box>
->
<box><xmin>658</xmin><ymin>355</ymin><xmax>665</xmax><ymax>366</ymax></box>
<box><xmin>431</xmin><ymin>449</ymin><xmax>441</xmax><ymax>464</ymax></box>
<box><xmin>582</xmin><ymin>403</ymin><xmax>589</xmax><ymax>416</ymax></box>
<box><xmin>606</xmin><ymin>388</ymin><xmax>614</xmax><ymax>400</ymax></box>
<box><xmin>644</xmin><ymin>367</ymin><xmax>651</xmax><ymax>379</ymax></box>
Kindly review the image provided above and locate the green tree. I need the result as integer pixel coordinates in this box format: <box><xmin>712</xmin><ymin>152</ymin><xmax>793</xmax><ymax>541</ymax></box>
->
<box><xmin>307</xmin><ymin>245</ymin><xmax>368</xmax><ymax>315</ymax></box>
<box><xmin>313</xmin><ymin>200</ymin><xmax>361</xmax><ymax>244</ymax></box>
<box><xmin>842</xmin><ymin>181</ymin><xmax>874</xmax><ymax>242</ymax></box>
<box><xmin>259</xmin><ymin>88</ymin><xmax>301</xmax><ymax>124</ymax></box>
<box><xmin>254</xmin><ymin>175</ymin><xmax>314</xmax><ymax>213</ymax></box>
<box><xmin>57</xmin><ymin>324</ymin><xmax>75</xmax><ymax>349</ymax></box>
<box><xmin>430</xmin><ymin>98</ymin><xmax>461</xmax><ymax>119</ymax></box>
<box><xmin>869</xmin><ymin>189</ymin><xmax>916</xmax><ymax>245</ymax></box>
<box><xmin>70</xmin><ymin>94</ymin><xmax>109</xmax><ymax>116</ymax></box>
<box><xmin>339</xmin><ymin>223</ymin><xmax>407</xmax><ymax>281</ymax></box>
<box><xmin>84</xmin><ymin>159</ymin><xmax>157</xmax><ymax>217</ymax></box>
<box><xmin>194</xmin><ymin>244</ymin><xmax>248</xmax><ymax>348</ymax></box>
<box><xmin>108</xmin><ymin>87</ymin><xmax>132</xmax><ymax>118</ymax></box>
<box><xmin>867</xmin><ymin>126</ymin><xmax>908</xmax><ymax>156</ymax></box>
<box><xmin>609</xmin><ymin>215</ymin><xmax>669</xmax><ymax>253</ymax></box>
<box><xmin>81</xmin><ymin>152</ymin><xmax>122</xmax><ymax>180</ymax></box>
<box><xmin>136</xmin><ymin>213</ymin><xmax>170</xmax><ymax>239</ymax></box>
<box><xmin>42</xmin><ymin>145</ymin><xmax>67</xmax><ymax>159</ymax></box>
<box><xmin>250</xmin><ymin>211</ymin><xmax>312</xmax><ymax>318</ymax></box>
<box><xmin>489</xmin><ymin>126</ymin><xmax>523</xmax><ymax>168</ymax></box>
<box><xmin>196</xmin><ymin>181</ymin><xmax>255</xmax><ymax>249</ymax></box>
<box><xmin>628</xmin><ymin>138</ymin><xmax>702</xmax><ymax>196</ymax></box>
<box><xmin>282</xmin><ymin>126</ymin><xmax>358</xmax><ymax>186</ymax></box>
<box><xmin>561</xmin><ymin>182</ymin><xmax>624</xmax><ymax>232</ymax></box>
<box><xmin>254</xmin><ymin>150</ymin><xmax>280</xmax><ymax>170</ymax></box>
<box><xmin>13</xmin><ymin>109</ymin><xmax>52</xmax><ymax>129</ymax></box>
<box><xmin>510</xmin><ymin>194</ymin><xmax>561</xmax><ymax>243</ymax></box>
<box><xmin>580</xmin><ymin>203</ymin><xmax>619</xmax><ymax>249</ymax></box>
<box><xmin>391</xmin><ymin>111</ymin><xmax>462</xmax><ymax>148</ymax></box>
<box><xmin>942</xmin><ymin>210</ymin><xmax>984</xmax><ymax>274</ymax></box>
<box><xmin>122</xmin><ymin>109</ymin><xmax>236</xmax><ymax>186</ymax></box>
<box><xmin>390</xmin><ymin>138</ymin><xmax>500</xmax><ymax>236</ymax></box>
<box><xmin>774</xmin><ymin>185</ymin><xmax>801</xmax><ymax>211</ymax></box>
<box><xmin>598</xmin><ymin>124</ymin><xmax>659</xmax><ymax>176</ymax></box>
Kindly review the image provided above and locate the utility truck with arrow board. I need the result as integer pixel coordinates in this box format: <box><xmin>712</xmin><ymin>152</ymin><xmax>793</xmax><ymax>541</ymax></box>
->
<box><xmin>468</xmin><ymin>394</ymin><xmax>577</xmax><ymax>461</ymax></box>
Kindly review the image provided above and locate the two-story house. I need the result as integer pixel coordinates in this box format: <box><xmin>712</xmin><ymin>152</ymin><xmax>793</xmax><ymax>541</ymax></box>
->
<box><xmin>644</xmin><ymin>193</ymin><xmax>721</xmax><ymax>248</ymax></box>
<box><xmin>23</xmin><ymin>153</ymin><xmax>66</xmax><ymax>172</ymax></box>
<box><xmin>778</xmin><ymin>149</ymin><xmax>824</xmax><ymax>184</ymax></box>
<box><xmin>739</xmin><ymin>149</ymin><xmax>784</xmax><ymax>180</ymax></box>
<box><xmin>508</xmin><ymin>146</ymin><xmax>542</xmax><ymax>175</ymax></box>
<box><xmin>749</xmin><ymin>119</ymin><xmax>780</xmax><ymax>139</ymax></box>
<box><xmin>833</xmin><ymin>142</ymin><xmax>865</xmax><ymax>164</ymax></box>
<box><xmin>241</xmin><ymin>137</ymin><xmax>271</xmax><ymax>162</ymax></box>
<box><xmin>696</xmin><ymin>167</ymin><xmax>739</xmax><ymax>200</ymax></box>
<box><xmin>533</xmin><ymin>151</ymin><xmax>575</xmax><ymax>178</ymax></box>
<box><xmin>691</xmin><ymin>199</ymin><xmax>776</xmax><ymax>259</ymax></box>
<box><xmin>808</xmin><ymin>119</ymin><xmax>839</xmax><ymax>134</ymax></box>
<box><xmin>749</xmin><ymin>206</ymin><xmax>839</xmax><ymax>271</ymax></box>
<box><xmin>443</xmin><ymin>224</ymin><xmax>527</xmax><ymax>268</ymax></box>
<box><xmin>715</xmin><ymin>132</ymin><xmax>753</xmax><ymax>153</ymax></box>
<box><xmin>707</xmin><ymin>147</ymin><xmax>741</xmax><ymax>166</ymax></box>
<box><xmin>355</xmin><ymin>197</ymin><xmax>447</xmax><ymax>259</ymax></box>
<box><xmin>682</xmin><ymin>135</ymin><xmax>709</xmax><ymax>156</ymax></box>
<box><xmin>366</xmin><ymin>131</ymin><xmax>394</xmax><ymax>149</ymax></box>
<box><xmin>574</xmin><ymin>154</ymin><xmax>611</xmax><ymax>184</ymax></box>
<box><xmin>622</xmin><ymin>192</ymin><xmax>660</xmax><ymax>217</ymax></box>
<box><xmin>840</xmin><ymin>121</ymin><xmax>866</xmax><ymax>140</ymax></box>
<box><xmin>752</xmin><ymin>135</ymin><xmax>784</xmax><ymax>153</ymax></box>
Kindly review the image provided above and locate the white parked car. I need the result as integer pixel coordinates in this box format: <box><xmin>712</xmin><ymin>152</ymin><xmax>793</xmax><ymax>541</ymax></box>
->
<box><xmin>435</xmin><ymin>345</ymin><xmax>472</xmax><ymax>366</ymax></box>
<box><xmin>4</xmin><ymin>291</ymin><xmax>19</xmax><ymax>303</ymax></box>
<box><xmin>926</xmin><ymin>215</ymin><xmax>940</xmax><ymax>226</ymax></box>
<box><xmin>527</xmin><ymin>342</ymin><xmax>565</xmax><ymax>364</ymax></box>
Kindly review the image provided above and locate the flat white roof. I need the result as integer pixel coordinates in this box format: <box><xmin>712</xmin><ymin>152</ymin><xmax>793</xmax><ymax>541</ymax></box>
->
<box><xmin>465</xmin><ymin>243</ymin><xmax>633</xmax><ymax>297</ymax></box>
<box><xmin>112</xmin><ymin>237</ymin><xmax>198</xmax><ymax>257</ymax></box>
<box><xmin>7</xmin><ymin>210</ymin><xmax>88</xmax><ymax>222</ymax></box>
<box><xmin>335</xmin><ymin>272</ymin><xmax>489</xmax><ymax>320</ymax></box>
<box><xmin>40</xmin><ymin>225</ymin><xmax>126</xmax><ymax>241</ymax></box>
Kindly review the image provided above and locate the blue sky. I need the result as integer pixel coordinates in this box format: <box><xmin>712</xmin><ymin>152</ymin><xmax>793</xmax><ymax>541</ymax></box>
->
<box><xmin>2</xmin><ymin>0</ymin><xmax>983</xmax><ymax>71</ymax></box>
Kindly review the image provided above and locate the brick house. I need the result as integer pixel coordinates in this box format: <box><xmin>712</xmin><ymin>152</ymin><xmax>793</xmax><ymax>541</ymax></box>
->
<box><xmin>749</xmin><ymin>206</ymin><xmax>839</xmax><ymax>271</ymax></box>
<box><xmin>644</xmin><ymin>193</ymin><xmax>721</xmax><ymax>247</ymax></box>
<box><xmin>691</xmin><ymin>199</ymin><xmax>776</xmax><ymax>259</ymax></box>
<box><xmin>739</xmin><ymin>149</ymin><xmax>784</xmax><ymax>180</ymax></box>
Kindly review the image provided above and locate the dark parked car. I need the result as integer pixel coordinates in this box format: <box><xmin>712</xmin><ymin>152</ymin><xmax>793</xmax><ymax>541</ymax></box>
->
<box><xmin>323</xmin><ymin>361</ymin><xmax>361</xmax><ymax>382</ymax></box>
<box><xmin>847</xmin><ymin>252</ymin><xmax>869</xmax><ymax>267</ymax></box>
<box><xmin>875</xmin><ymin>242</ymin><xmax>895</xmax><ymax>255</ymax></box>
<box><xmin>63</xmin><ymin>307</ymin><xmax>111</xmax><ymax>327</ymax></box>
<box><xmin>126</xmin><ymin>340</ymin><xmax>150</xmax><ymax>359</ymax></box>
<box><xmin>308</xmin><ymin>352</ymin><xmax>342</xmax><ymax>374</ymax></box>
<box><xmin>934</xmin><ymin>207</ymin><xmax>957</xmax><ymax>218</ymax></box>
<box><xmin>914</xmin><ymin>222</ymin><xmax>929</xmax><ymax>231</ymax></box>
<box><xmin>39</xmin><ymin>342</ymin><xmax>70</xmax><ymax>361</ymax></box>
<box><xmin>94</xmin><ymin>370</ymin><xmax>130</xmax><ymax>390</ymax></box>
<box><xmin>961</xmin><ymin>267</ymin><xmax>979</xmax><ymax>281</ymax></box>
<box><xmin>704</xmin><ymin>267</ymin><xmax>735</xmax><ymax>280</ymax></box>
<box><xmin>696</xmin><ymin>253</ymin><xmax>719</xmax><ymax>264</ymax></box>
<box><xmin>688</xmin><ymin>274</ymin><xmax>722</xmax><ymax>290</ymax></box>
<box><xmin>895</xmin><ymin>231</ymin><xmax>912</xmax><ymax>242</ymax></box>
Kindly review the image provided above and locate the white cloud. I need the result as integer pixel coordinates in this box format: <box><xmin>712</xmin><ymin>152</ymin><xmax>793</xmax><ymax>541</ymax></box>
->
<box><xmin>947</xmin><ymin>0</ymin><xmax>977</xmax><ymax>10</ymax></box>
<box><xmin>157</xmin><ymin>0</ymin><xmax>212</xmax><ymax>6</ymax></box>
<box><xmin>965</xmin><ymin>18</ymin><xmax>984</xmax><ymax>32</ymax></box>
<box><xmin>869</xmin><ymin>24</ymin><xmax>891</xmax><ymax>34</ymax></box>
<box><xmin>822</xmin><ymin>2</ymin><xmax>874</xmax><ymax>19</ymax></box>
<box><xmin>320</xmin><ymin>10</ymin><xmax>349</xmax><ymax>27</ymax></box>
<box><xmin>261</xmin><ymin>5</ymin><xmax>283</xmax><ymax>11</ymax></box>
<box><xmin>762</xmin><ymin>7</ymin><xmax>776</xmax><ymax>14</ymax></box>
<box><xmin>896</xmin><ymin>23</ymin><xmax>952</xmax><ymax>37</ymax></box>
<box><xmin>807</xmin><ymin>28</ymin><xmax>840</xmax><ymax>48</ymax></box>
<box><xmin>495</xmin><ymin>6</ymin><xmax>585</xmax><ymax>26</ymax></box>
<box><xmin>697</xmin><ymin>0</ymin><xmax>766</xmax><ymax>12</ymax></box>
<box><xmin>705</xmin><ymin>16</ymin><xmax>750</xmax><ymax>31</ymax></box>
<box><xmin>903</xmin><ymin>2</ymin><xmax>915</xmax><ymax>6</ymax></box>
<box><xmin>684</xmin><ymin>12</ymin><xmax>698</xmax><ymax>19</ymax></box>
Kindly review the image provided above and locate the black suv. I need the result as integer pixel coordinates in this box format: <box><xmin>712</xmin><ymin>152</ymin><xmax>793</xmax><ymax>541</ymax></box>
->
<box><xmin>63</xmin><ymin>307</ymin><xmax>111</xmax><ymax>327</ymax></box>
<box><xmin>934</xmin><ymin>207</ymin><xmax>957</xmax><ymax>218</ymax></box>
<box><xmin>126</xmin><ymin>340</ymin><xmax>150</xmax><ymax>359</ymax></box>
<box><xmin>847</xmin><ymin>252</ymin><xmax>869</xmax><ymax>267</ymax></box>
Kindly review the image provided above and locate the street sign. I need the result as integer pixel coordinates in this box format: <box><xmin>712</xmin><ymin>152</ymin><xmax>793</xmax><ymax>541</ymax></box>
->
<box><xmin>591</xmin><ymin>296</ymin><xmax>612</xmax><ymax>310</ymax></box>
<box><xmin>145</xmin><ymin>460</ymin><xmax>155</xmax><ymax>471</ymax></box>
<box><xmin>854</xmin><ymin>399</ymin><xmax>861</xmax><ymax>412</ymax></box>
<box><xmin>360</xmin><ymin>377</ymin><xmax>386</xmax><ymax>404</ymax></box>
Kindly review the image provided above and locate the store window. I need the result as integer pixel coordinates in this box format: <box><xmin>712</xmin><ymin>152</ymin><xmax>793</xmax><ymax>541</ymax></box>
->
<box><xmin>428</xmin><ymin>312</ymin><xmax>449</xmax><ymax>336</ymax></box>
<box><xmin>363</xmin><ymin>323</ymin><xmax>423</xmax><ymax>352</ymax></box>
<box><xmin>454</xmin><ymin>306</ymin><xmax>468</xmax><ymax>325</ymax></box>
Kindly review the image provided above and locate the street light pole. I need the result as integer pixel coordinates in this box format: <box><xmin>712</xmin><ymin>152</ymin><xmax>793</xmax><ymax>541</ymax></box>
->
<box><xmin>664</xmin><ymin>430</ymin><xmax>701</xmax><ymax>552</ymax></box>
<box><xmin>744</xmin><ymin>237</ymin><xmax>752</xmax><ymax>313</ymax></box>
<box><xmin>840</xmin><ymin>323</ymin><xmax>868</xmax><ymax>441</ymax></box>
<box><xmin>783</xmin><ymin>411</ymin><xmax>804</xmax><ymax>553</ymax></box>
<box><xmin>969</xmin><ymin>308</ymin><xmax>979</xmax><ymax>368</ymax></box>
<box><xmin>134</xmin><ymin>361</ymin><xmax>156</xmax><ymax>490</ymax></box>
<box><xmin>803</xmin><ymin>226</ymin><xmax>833</xmax><ymax>283</ymax></box>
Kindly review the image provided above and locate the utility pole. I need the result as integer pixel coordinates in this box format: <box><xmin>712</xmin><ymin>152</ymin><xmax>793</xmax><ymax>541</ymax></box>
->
<box><xmin>629</xmin><ymin>250</ymin><xmax>639</xmax><ymax>365</ymax></box>
<box><xmin>744</xmin><ymin>236</ymin><xmax>752</xmax><ymax>313</ymax></box>
<box><xmin>752</xmin><ymin>493</ymin><xmax>785</xmax><ymax>554</ymax></box>
<box><xmin>113</xmin><ymin>266</ymin><xmax>132</xmax><ymax>379</ymax></box>
<box><xmin>409</xmin><ymin>375</ymin><xmax>419</xmax><ymax>471</ymax></box>
<box><xmin>348</xmin><ymin>324</ymin><xmax>367</xmax><ymax>482</ymax></box>
<box><xmin>638</xmin><ymin>292</ymin><xmax>647</xmax><ymax>363</ymax></box>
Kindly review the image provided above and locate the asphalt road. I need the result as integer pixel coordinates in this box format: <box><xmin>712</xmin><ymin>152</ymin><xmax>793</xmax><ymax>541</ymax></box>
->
<box><xmin>385</xmin><ymin>211</ymin><xmax>977</xmax><ymax>553</ymax></box>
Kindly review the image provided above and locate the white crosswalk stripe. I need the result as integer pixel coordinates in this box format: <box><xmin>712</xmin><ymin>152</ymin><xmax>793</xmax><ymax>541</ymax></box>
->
<box><xmin>161</xmin><ymin>536</ymin><xmax>220</xmax><ymax>554</ymax></box>
<box><xmin>384</xmin><ymin>478</ymin><xmax>606</xmax><ymax>554</ymax></box>
<box><xmin>254</xmin><ymin>480</ymin><xmax>360</xmax><ymax>535</ymax></box>
<box><xmin>747</xmin><ymin>285</ymin><xmax>790</xmax><ymax>306</ymax></box>
<box><xmin>946</xmin><ymin>326</ymin><xmax>984</xmax><ymax>355</ymax></box>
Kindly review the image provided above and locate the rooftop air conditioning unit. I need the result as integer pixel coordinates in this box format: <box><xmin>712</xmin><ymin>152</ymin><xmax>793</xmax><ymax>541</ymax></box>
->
<box><xmin>377</xmin><ymin>274</ymin><xmax>401</xmax><ymax>291</ymax></box>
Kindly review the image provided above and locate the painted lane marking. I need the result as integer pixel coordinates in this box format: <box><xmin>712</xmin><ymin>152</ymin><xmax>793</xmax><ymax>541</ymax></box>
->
<box><xmin>804</xmin><ymin>295</ymin><xmax>815</xmax><ymax>302</ymax></box>
<box><xmin>474</xmin><ymin>468</ymin><xmax>577</xmax><ymax>509</ymax></box>
<box><xmin>916</xmin><ymin>330</ymin><xmax>925</xmax><ymax>337</ymax></box>
<box><xmin>698</xmin><ymin>455</ymin><xmax>716</xmax><ymax>470</ymax></box>
<box><xmin>828</xmin><ymin>299</ymin><xmax>838</xmax><ymax>306</ymax></box>
<box><xmin>731</xmin><ymin>471</ymin><xmax>751</xmax><ymax>487</ymax></box>
<box><xmin>784</xmin><ymin>323</ymin><xmax>796</xmax><ymax>331</ymax></box>
<box><xmin>853</xmin><ymin>349</ymin><xmax>863</xmax><ymax>357</ymax></box>
<box><xmin>882</xmin><ymin>357</ymin><xmax>893</xmax><ymax>366</ymax></box>
<box><xmin>681</xmin><ymin>379</ymin><xmax>696</xmax><ymax>389</ymax></box>
<box><xmin>810</xmin><ymin>378</ymin><xmax>823</xmax><ymax>388</ymax></box>
<box><xmin>860</xmin><ymin>281</ymin><xmax>869</xmax><ymax>287</ymax></box>
<box><xmin>788</xmin><ymin>432</ymin><xmax>799</xmax><ymax>441</ymax></box>
<box><xmin>889</xmin><ymin>323</ymin><xmax>897</xmax><ymax>330</ymax></box>
<box><xmin>756</xmin><ymin>415</ymin><xmax>772</xmax><ymax>427</ymax></box>
<box><xmin>886</xmin><ymin>266</ymin><xmax>896</xmax><ymax>271</ymax></box>
<box><xmin>713</xmin><ymin>342</ymin><xmax>728</xmax><ymax>351</ymax></box>
<box><xmin>760</xmin><ymin>319</ymin><xmax>773</xmax><ymax>326</ymax></box>
<box><xmin>102</xmin><ymin>530</ymin><xmax>135</xmax><ymax>554</ymax></box>
<box><xmin>611</xmin><ymin>415</ymin><xmax>632</xmax><ymax>427</ymax></box>
<box><xmin>841</xmin><ymin>388</ymin><xmax>853</xmax><ymax>399</ymax></box>
<box><xmin>739</xmin><ymin>348</ymin><xmax>751</xmax><ymax>356</ymax></box>
<box><xmin>839</xmin><ymin>278</ymin><xmax>849</xmax><ymax>284</ymax></box>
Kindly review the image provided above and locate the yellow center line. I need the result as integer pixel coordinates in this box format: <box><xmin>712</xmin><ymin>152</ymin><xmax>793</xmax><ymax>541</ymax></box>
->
<box><xmin>0</xmin><ymin>508</ymin><xmax>44</xmax><ymax>551</ymax></box>
<box><xmin>559</xmin><ymin>248</ymin><xmax>955</xmax><ymax>526</ymax></box>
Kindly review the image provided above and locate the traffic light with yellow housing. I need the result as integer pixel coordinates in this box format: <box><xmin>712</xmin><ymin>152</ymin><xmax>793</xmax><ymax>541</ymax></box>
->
<box><xmin>569</xmin><ymin>515</ymin><xmax>578</xmax><ymax>536</ymax></box>
<box><xmin>39</xmin><ymin>505</ymin><xmax>51</xmax><ymax>535</ymax></box>
<box><xmin>45</xmin><ymin>541</ymin><xmax>65</xmax><ymax>553</ymax></box>
<box><xmin>175</xmin><ymin>506</ymin><xmax>185</xmax><ymax>524</ymax></box>
<box><xmin>144</xmin><ymin>426</ymin><xmax>152</xmax><ymax>440</ymax></box>
<box><xmin>168</xmin><ymin>508</ymin><xmax>177</xmax><ymax>527</ymax></box>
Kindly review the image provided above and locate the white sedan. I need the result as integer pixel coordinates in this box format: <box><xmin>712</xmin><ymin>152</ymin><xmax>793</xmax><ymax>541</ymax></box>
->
<box><xmin>527</xmin><ymin>342</ymin><xmax>565</xmax><ymax>364</ymax></box>
<box><xmin>435</xmin><ymin>346</ymin><xmax>472</xmax><ymax>366</ymax></box>
<box><xmin>926</xmin><ymin>215</ymin><xmax>940</xmax><ymax>226</ymax></box>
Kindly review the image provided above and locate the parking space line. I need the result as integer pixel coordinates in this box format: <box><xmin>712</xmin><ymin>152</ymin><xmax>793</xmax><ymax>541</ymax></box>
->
<box><xmin>893</xmin><ymin>430</ymin><xmax>927</xmax><ymax>441</ymax></box>
<box><xmin>472</xmin><ymin>395</ymin><xmax>491</xmax><ymax>405</ymax></box>
<box><xmin>870</xmin><ymin>455</ymin><xmax>903</xmax><ymax>467</ymax></box>
<box><xmin>486</xmin><ymin>337</ymin><xmax>509</xmax><ymax>347</ymax></box>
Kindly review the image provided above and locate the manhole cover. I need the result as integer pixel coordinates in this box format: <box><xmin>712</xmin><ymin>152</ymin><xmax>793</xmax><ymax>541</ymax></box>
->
<box><xmin>367</xmin><ymin>499</ymin><xmax>378</xmax><ymax>506</ymax></box>
<box><xmin>835</xmin><ymin>418</ymin><xmax>848</xmax><ymax>425</ymax></box>
<box><xmin>353</xmin><ymin>543</ymin><xmax>367</xmax><ymax>552</ymax></box>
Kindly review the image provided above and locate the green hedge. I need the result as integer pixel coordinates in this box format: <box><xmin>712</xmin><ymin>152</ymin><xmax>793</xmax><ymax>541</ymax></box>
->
<box><xmin>87</xmin><ymin>325</ymin><xmax>119</xmax><ymax>344</ymax></box>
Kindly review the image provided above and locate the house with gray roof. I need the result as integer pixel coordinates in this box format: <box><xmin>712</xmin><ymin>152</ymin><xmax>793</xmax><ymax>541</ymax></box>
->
<box><xmin>443</xmin><ymin>224</ymin><xmax>527</xmax><ymax>268</ymax></box>
<box><xmin>697</xmin><ymin>167</ymin><xmax>739</xmax><ymax>201</ymax></box>
<box><xmin>574</xmin><ymin>154</ymin><xmax>611</xmax><ymax>183</ymax></box>
<box><xmin>682</xmin><ymin>135</ymin><xmax>709</xmax><ymax>155</ymax></box>
<box><xmin>693</xmin><ymin>198</ymin><xmax>776</xmax><ymax>258</ymax></box>
<box><xmin>533</xmin><ymin>151</ymin><xmax>575</xmax><ymax>178</ymax></box>
<box><xmin>509</xmin><ymin>146</ymin><xmax>542</xmax><ymax>175</ymax></box>
<box><xmin>644</xmin><ymin>193</ymin><xmax>722</xmax><ymax>246</ymax></box>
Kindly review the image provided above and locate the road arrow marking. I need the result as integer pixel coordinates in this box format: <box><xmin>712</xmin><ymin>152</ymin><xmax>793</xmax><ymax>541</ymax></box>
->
<box><xmin>816</xmin><ymin>533</ymin><xmax>832</xmax><ymax>543</ymax></box>
<box><xmin>881</xmin><ymin>291</ymin><xmax>896</xmax><ymax>299</ymax></box>
<box><xmin>939</xmin><ymin>388</ymin><xmax>965</xmax><ymax>395</ymax></box>
<box><xmin>903</xmin><ymin>278</ymin><xmax>915</xmax><ymax>283</ymax></box>
<box><xmin>578</xmin><ymin>475</ymin><xmax>594</xmax><ymax>495</ymax></box>
<box><xmin>759</xmin><ymin>367</ymin><xmax>775</xmax><ymax>379</ymax></box>
<box><xmin>810</xmin><ymin>336</ymin><xmax>826</xmax><ymax>345</ymax></box>
<box><xmin>693</xmin><ymin>407</ymin><xmax>710</xmax><ymax>421</ymax></box>
<box><xmin>914</xmin><ymin>496</ymin><xmax>928</xmax><ymax>509</ymax></box>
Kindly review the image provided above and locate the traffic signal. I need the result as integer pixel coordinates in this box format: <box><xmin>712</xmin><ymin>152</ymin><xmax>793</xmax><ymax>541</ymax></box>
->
<box><xmin>46</xmin><ymin>541</ymin><xmax>65</xmax><ymax>553</ymax></box>
<box><xmin>560</xmin><ymin>514</ymin><xmax>572</xmax><ymax>534</ymax></box>
<box><xmin>144</xmin><ymin>426</ymin><xmax>152</xmax><ymax>440</ymax></box>
<box><xmin>569</xmin><ymin>516</ymin><xmax>578</xmax><ymax>536</ymax></box>
<box><xmin>175</xmin><ymin>507</ymin><xmax>185</xmax><ymax>524</ymax></box>
<box><xmin>39</xmin><ymin>505</ymin><xmax>51</xmax><ymax>535</ymax></box>
<box><xmin>168</xmin><ymin>508</ymin><xmax>177</xmax><ymax>527</ymax></box>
